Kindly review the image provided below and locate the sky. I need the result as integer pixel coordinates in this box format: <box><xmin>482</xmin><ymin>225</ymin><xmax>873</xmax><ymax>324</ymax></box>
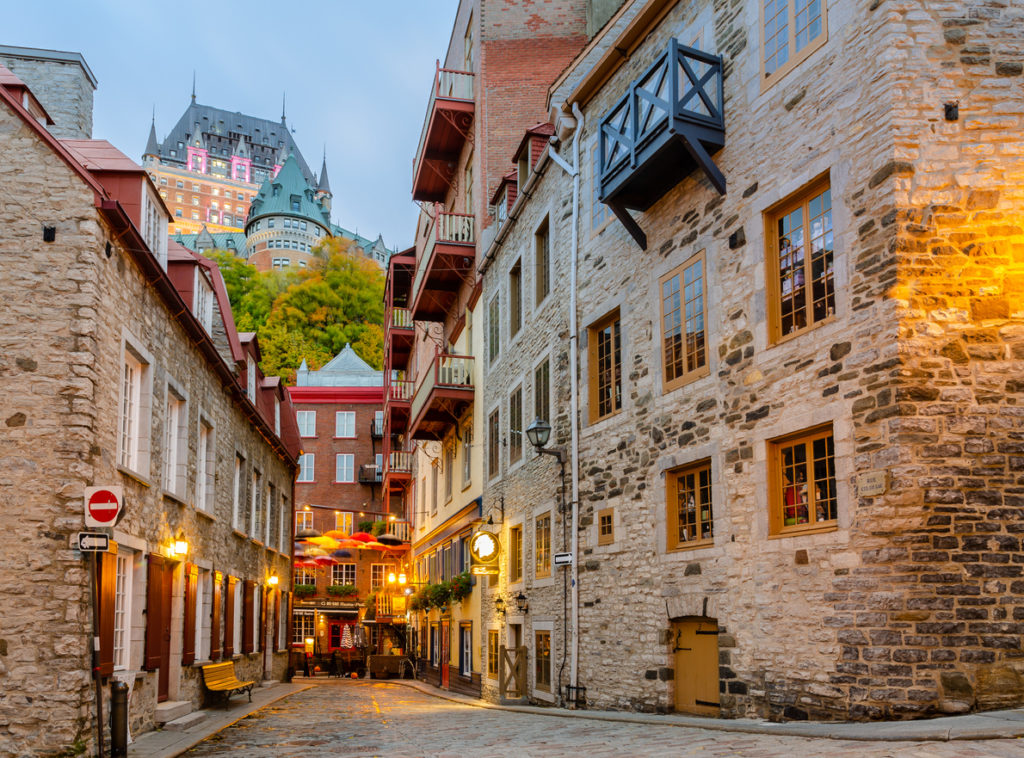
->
<box><xmin>6</xmin><ymin>0</ymin><xmax>461</xmax><ymax>251</ymax></box>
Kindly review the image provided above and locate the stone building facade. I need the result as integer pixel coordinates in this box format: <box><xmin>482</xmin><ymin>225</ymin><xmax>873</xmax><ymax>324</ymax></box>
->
<box><xmin>0</xmin><ymin>71</ymin><xmax>298</xmax><ymax>756</ymax></box>
<box><xmin>0</xmin><ymin>44</ymin><xmax>96</xmax><ymax>139</ymax></box>
<box><xmin>484</xmin><ymin>0</ymin><xmax>1024</xmax><ymax>722</ymax></box>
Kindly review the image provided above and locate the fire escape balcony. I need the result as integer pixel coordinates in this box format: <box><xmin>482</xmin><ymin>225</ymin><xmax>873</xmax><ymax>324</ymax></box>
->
<box><xmin>598</xmin><ymin>39</ymin><xmax>725</xmax><ymax>250</ymax></box>
<box><xmin>410</xmin><ymin>208</ymin><xmax>475</xmax><ymax>322</ymax></box>
<box><xmin>412</xmin><ymin>63</ymin><xmax>475</xmax><ymax>203</ymax></box>
<box><xmin>386</xmin><ymin>307</ymin><xmax>415</xmax><ymax>367</ymax></box>
<box><xmin>358</xmin><ymin>464</ymin><xmax>383</xmax><ymax>484</ymax></box>
<box><xmin>409</xmin><ymin>353</ymin><xmax>474</xmax><ymax>441</ymax></box>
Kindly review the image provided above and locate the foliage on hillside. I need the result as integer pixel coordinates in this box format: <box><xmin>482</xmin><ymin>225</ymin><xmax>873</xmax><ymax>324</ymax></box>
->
<box><xmin>206</xmin><ymin>237</ymin><xmax>384</xmax><ymax>383</ymax></box>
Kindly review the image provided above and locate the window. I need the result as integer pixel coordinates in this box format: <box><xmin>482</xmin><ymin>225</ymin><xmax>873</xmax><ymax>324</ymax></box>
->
<box><xmin>588</xmin><ymin>311</ymin><xmax>622</xmax><ymax>423</ymax></box>
<box><xmin>535</xmin><ymin>513</ymin><xmax>551</xmax><ymax>578</ymax></box>
<box><xmin>465</xmin><ymin>161</ymin><xmax>474</xmax><ymax>214</ymax></box>
<box><xmin>232</xmin><ymin>580</ymin><xmax>242</xmax><ymax>653</ymax></box>
<box><xmin>535</xmin><ymin>219</ymin><xmax>550</xmax><ymax>305</ymax></box>
<box><xmin>246</xmin><ymin>355</ymin><xmax>257</xmax><ymax>402</ymax></box>
<box><xmin>280</xmin><ymin>496</ymin><xmax>290</xmax><ymax>552</ymax></box>
<box><xmin>335</xmin><ymin>511</ymin><xmax>353</xmax><ymax>534</ymax></box>
<box><xmin>162</xmin><ymin>386</ymin><xmax>186</xmax><ymax>495</ymax></box>
<box><xmin>296</xmin><ymin>510</ymin><xmax>313</xmax><ymax>532</ymax></box>
<box><xmin>487</xmin><ymin>629</ymin><xmax>499</xmax><ymax>678</ymax></box>
<box><xmin>488</xmin><ymin>295</ymin><xmax>500</xmax><ymax>363</ymax></box>
<box><xmin>274</xmin><ymin>397</ymin><xmax>280</xmax><ymax>436</ymax></box>
<box><xmin>660</xmin><ymin>252</ymin><xmax>709</xmax><ymax>391</ymax></box>
<box><xmin>488</xmin><ymin>410</ymin><xmax>500</xmax><ymax>479</ymax></box>
<box><xmin>591</xmin><ymin>145</ymin><xmax>610</xmax><ymax>232</ymax></box>
<box><xmin>297</xmin><ymin>453</ymin><xmax>314</xmax><ymax>482</ymax></box>
<box><xmin>667</xmin><ymin>460</ymin><xmax>714</xmax><ymax>549</ymax></box>
<box><xmin>431</xmin><ymin>463</ymin><xmax>438</xmax><ymax>513</ymax></box>
<box><xmin>444</xmin><ymin>444</ymin><xmax>454</xmax><ymax>501</ymax></box>
<box><xmin>431</xmin><ymin>624</ymin><xmax>439</xmax><ymax>665</ymax></box>
<box><xmin>509</xmin><ymin>259</ymin><xmax>522</xmax><ymax>337</ymax></box>
<box><xmin>463</xmin><ymin>12</ymin><xmax>475</xmax><ymax>71</ymax></box>
<box><xmin>460</xmin><ymin>624</ymin><xmax>472</xmax><ymax>677</ymax></box>
<box><xmin>535</xmin><ymin>630</ymin><xmax>551</xmax><ymax>691</ymax></box>
<box><xmin>335</xmin><ymin>454</ymin><xmax>354</xmax><ymax>483</ymax></box>
<box><xmin>232</xmin><ymin>454</ymin><xmax>244</xmax><ymax>529</ymax></box>
<box><xmin>769</xmin><ymin>424</ymin><xmax>837</xmax><ymax>534</ymax></box>
<box><xmin>461</xmin><ymin>423</ymin><xmax>473</xmax><ymax>487</ymax></box>
<box><xmin>113</xmin><ymin>551</ymin><xmax>132</xmax><ymax>670</ymax></box>
<box><xmin>509</xmin><ymin>525</ymin><xmax>523</xmax><ymax>583</ymax></box>
<box><xmin>598</xmin><ymin>507</ymin><xmax>614</xmax><ymax>546</ymax></box>
<box><xmin>176</xmin><ymin>193</ymin><xmax>184</xmax><ymax>203</ymax></box>
<box><xmin>293</xmin><ymin>610</ymin><xmax>314</xmax><ymax>644</ymax></box>
<box><xmin>176</xmin><ymin>180</ymin><xmax>184</xmax><ymax>188</ymax></box>
<box><xmin>762</xmin><ymin>0</ymin><xmax>827</xmax><ymax>88</ymax></box>
<box><xmin>265</xmin><ymin>483</ymin><xmax>274</xmax><ymax>545</ymax></box>
<box><xmin>193</xmin><ymin>269</ymin><xmax>214</xmax><ymax>332</ymax></box>
<box><xmin>297</xmin><ymin>410</ymin><xmax>316</xmax><ymax>437</ymax></box>
<box><xmin>118</xmin><ymin>349</ymin><xmax>148</xmax><ymax>472</ymax></box>
<box><xmin>370</xmin><ymin>564</ymin><xmax>387</xmax><ymax>591</ymax></box>
<box><xmin>335</xmin><ymin>411</ymin><xmax>355</xmax><ymax>438</ymax></box>
<box><xmin>332</xmin><ymin>563</ymin><xmax>356</xmax><ymax>586</ymax></box>
<box><xmin>509</xmin><ymin>387</ymin><xmax>523</xmax><ymax>464</ymax></box>
<box><xmin>196</xmin><ymin>419</ymin><xmax>213</xmax><ymax>512</ymax></box>
<box><xmin>250</xmin><ymin>469</ymin><xmax>262</xmax><ymax>537</ymax></box>
<box><xmin>534</xmin><ymin>359</ymin><xmax>550</xmax><ymax>425</ymax></box>
<box><xmin>268</xmin><ymin>219</ymin><xmax>275</xmax><ymax>228</ymax></box>
<box><xmin>294</xmin><ymin>568</ymin><xmax>317</xmax><ymax>586</ymax></box>
<box><xmin>767</xmin><ymin>178</ymin><xmax>834</xmax><ymax>342</ymax></box>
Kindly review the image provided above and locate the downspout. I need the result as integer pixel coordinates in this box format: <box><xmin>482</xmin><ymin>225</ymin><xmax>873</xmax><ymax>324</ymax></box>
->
<box><xmin>569</xmin><ymin>101</ymin><xmax>583</xmax><ymax>698</ymax></box>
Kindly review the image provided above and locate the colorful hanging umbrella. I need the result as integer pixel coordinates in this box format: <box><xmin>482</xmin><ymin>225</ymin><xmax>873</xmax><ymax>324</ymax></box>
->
<box><xmin>313</xmin><ymin>555</ymin><xmax>337</xmax><ymax>566</ymax></box>
<box><xmin>350</xmin><ymin>531</ymin><xmax>375</xmax><ymax>543</ymax></box>
<box><xmin>377</xmin><ymin>533</ymin><xmax>404</xmax><ymax>546</ymax></box>
<box><xmin>324</xmin><ymin>530</ymin><xmax>350</xmax><ymax>540</ymax></box>
<box><xmin>295</xmin><ymin>526</ymin><xmax>322</xmax><ymax>539</ymax></box>
<box><xmin>302</xmin><ymin>546</ymin><xmax>328</xmax><ymax>557</ymax></box>
<box><xmin>331</xmin><ymin>550</ymin><xmax>353</xmax><ymax>559</ymax></box>
<box><xmin>361</xmin><ymin>541</ymin><xmax>388</xmax><ymax>551</ymax></box>
<box><xmin>307</xmin><ymin>536</ymin><xmax>341</xmax><ymax>549</ymax></box>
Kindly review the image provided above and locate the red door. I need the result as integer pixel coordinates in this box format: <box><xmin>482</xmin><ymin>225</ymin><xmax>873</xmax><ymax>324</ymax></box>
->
<box><xmin>440</xmin><ymin>621</ymin><xmax>450</xmax><ymax>689</ymax></box>
<box><xmin>145</xmin><ymin>556</ymin><xmax>173</xmax><ymax>702</ymax></box>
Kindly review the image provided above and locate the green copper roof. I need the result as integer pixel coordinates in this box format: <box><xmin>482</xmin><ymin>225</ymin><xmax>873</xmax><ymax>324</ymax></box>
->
<box><xmin>247</xmin><ymin>154</ymin><xmax>330</xmax><ymax>229</ymax></box>
<box><xmin>174</xmin><ymin>228</ymin><xmax>249</xmax><ymax>257</ymax></box>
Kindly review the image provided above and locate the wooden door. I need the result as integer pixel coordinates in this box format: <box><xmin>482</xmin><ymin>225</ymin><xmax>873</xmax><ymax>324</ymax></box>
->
<box><xmin>440</xmin><ymin>621</ymin><xmax>450</xmax><ymax>688</ymax></box>
<box><xmin>672</xmin><ymin>618</ymin><xmax>719</xmax><ymax>716</ymax></box>
<box><xmin>499</xmin><ymin>645</ymin><xmax>526</xmax><ymax>698</ymax></box>
<box><xmin>145</xmin><ymin>556</ymin><xmax>173</xmax><ymax>702</ymax></box>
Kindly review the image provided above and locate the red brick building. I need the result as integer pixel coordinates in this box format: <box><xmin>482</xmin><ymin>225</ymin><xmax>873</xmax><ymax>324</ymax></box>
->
<box><xmin>287</xmin><ymin>346</ymin><xmax>410</xmax><ymax>657</ymax></box>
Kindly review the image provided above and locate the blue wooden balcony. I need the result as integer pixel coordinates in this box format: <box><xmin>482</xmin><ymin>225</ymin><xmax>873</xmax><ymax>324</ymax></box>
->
<box><xmin>598</xmin><ymin>39</ymin><xmax>725</xmax><ymax>249</ymax></box>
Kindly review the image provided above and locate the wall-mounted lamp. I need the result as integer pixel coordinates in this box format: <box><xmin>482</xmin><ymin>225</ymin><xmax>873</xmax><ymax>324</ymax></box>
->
<box><xmin>515</xmin><ymin>591</ymin><xmax>529</xmax><ymax>614</ymax></box>
<box><xmin>495</xmin><ymin>596</ymin><xmax>506</xmax><ymax>617</ymax></box>
<box><xmin>172</xmin><ymin>538</ymin><xmax>189</xmax><ymax>557</ymax></box>
<box><xmin>268</xmin><ymin>574</ymin><xmax>279</xmax><ymax>587</ymax></box>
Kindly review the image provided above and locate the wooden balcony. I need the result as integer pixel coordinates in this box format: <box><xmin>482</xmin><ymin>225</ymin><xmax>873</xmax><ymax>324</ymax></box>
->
<box><xmin>376</xmin><ymin>593</ymin><xmax>407</xmax><ymax>622</ymax></box>
<box><xmin>598</xmin><ymin>39</ymin><xmax>725</xmax><ymax>250</ymax></box>
<box><xmin>386</xmin><ymin>306</ymin><xmax>414</xmax><ymax>366</ymax></box>
<box><xmin>412</xmin><ymin>64</ymin><xmax>475</xmax><ymax>203</ymax></box>
<box><xmin>410</xmin><ymin>353</ymin><xmax>474</xmax><ymax>441</ymax></box>
<box><xmin>383</xmin><ymin>449</ymin><xmax>412</xmax><ymax>496</ymax></box>
<box><xmin>385</xmin><ymin>377</ymin><xmax>414</xmax><ymax>438</ymax></box>
<box><xmin>410</xmin><ymin>208</ymin><xmax>475</xmax><ymax>322</ymax></box>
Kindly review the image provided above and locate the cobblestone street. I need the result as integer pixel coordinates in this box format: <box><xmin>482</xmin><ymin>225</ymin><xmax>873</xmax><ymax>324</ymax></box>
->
<box><xmin>182</xmin><ymin>681</ymin><xmax>1024</xmax><ymax>757</ymax></box>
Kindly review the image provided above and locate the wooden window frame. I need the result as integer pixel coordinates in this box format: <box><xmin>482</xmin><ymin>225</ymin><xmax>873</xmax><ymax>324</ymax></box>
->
<box><xmin>760</xmin><ymin>0</ymin><xmax>828</xmax><ymax>91</ymax></box>
<box><xmin>767</xmin><ymin>423</ymin><xmax>838</xmax><ymax>537</ymax></box>
<box><xmin>534</xmin><ymin>358</ymin><xmax>550</xmax><ymax>425</ymax></box>
<box><xmin>488</xmin><ymin>295</ymin><xmax>500</xmax><ymax>364</ymax></box>
<box><xmin>659</xmin><ymin>251</ymin><xmax>710</xmax><ymax>393</ymax></box>
<box><xmin>535</xmin><ymin>218</ymin><xmax>550</xmax><ymax>306</ymax></box>
<box><xmin>487</xmin><ymin>409</ymin><xmax>500</xmax><ymax>480</ymax></box>
<box><xmin>509</xmin><ymin>386</ymin><xmax>523</xmax><ymax>465</ymax></box>
<box><xmin>509</xmin><ymin>525</ymin><xmax>523</xmax><ymax>584</ymax></box>
<box><xmin>534</xmin><ymin>630</ymin><xmax>552</xmax><ymax>691</ymax></box>
<box><xmin>765</xmin><ymin>178</ymin><xmax>835</xmax><ymax>345</ymax></box>
<box><xmin>587</xmin><ymin>310</ymin><xmax>622</xmax><ymax>424</ymax></box>
<box><xmin>597</xmin><ymin>507</ymin><xmax>614</xmax><ymax>546</ymax></box>
<box><xmin>509</xmin><ymin>259</ymin><xmax>523</xmax><ymax>338</ymax></box>
<box><xmin>487</xmin><ymin>629</ymin><xmax>500</xmax><ymax>678</ymax></box>
<box><xmin>535</xmin><ymin>513</ymin><xmax>551</xmax><ymax>578</ymax></box>
<box><xmin>666</xmin><ymin>459</ymin><xmax>715</xmax><ymax>551</ymax></box>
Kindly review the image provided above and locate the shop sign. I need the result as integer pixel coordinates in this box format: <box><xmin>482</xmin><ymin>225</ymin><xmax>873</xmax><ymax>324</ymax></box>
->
<box><xmin>469</xmin><ymin>529</ymin><xmax>500</xmax><ymax>575</ymax></box>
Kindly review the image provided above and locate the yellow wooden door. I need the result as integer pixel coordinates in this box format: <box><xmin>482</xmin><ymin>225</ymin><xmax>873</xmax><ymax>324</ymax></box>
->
<box><xmin>673</xmin><ymin>618</ymin><xmax>720</xmax><ymax>715</ymax></box>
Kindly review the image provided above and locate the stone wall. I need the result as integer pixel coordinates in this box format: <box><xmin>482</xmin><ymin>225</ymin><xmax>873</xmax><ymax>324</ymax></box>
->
<box><xmin>0</xmin><ymin>99</ymin><xmax>293</xmax><ymax>757</ymax></box>
<box><xmin>0</xmin><ymin>50</ymin><xmax>94</xmax><ymax>139</ymax></box>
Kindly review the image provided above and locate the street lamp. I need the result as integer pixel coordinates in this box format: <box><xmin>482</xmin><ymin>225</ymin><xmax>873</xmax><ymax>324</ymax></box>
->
<box><xmin>515</xmin><ymin>591</ymin><xmax>529</xmax><ymax>614</ymax></box>
<box><xmin>495</xmin><ymin>596</ymin><xmax>506</xmax><ymax>616</ymax></box>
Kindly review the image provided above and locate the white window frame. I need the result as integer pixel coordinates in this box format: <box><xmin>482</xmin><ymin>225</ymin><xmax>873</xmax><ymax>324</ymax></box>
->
<box><xmin>293</xmin><ymin>610</ymin><xmax>314</xmax><ymax>645</ymax></box>
<box><xmin>232</xmin><ymin>453</ymin><xmax>244</xmax><ymax>530</ymax></box>
<box><xmin>279</xmin><ymin>496</ymin><xmax>289</xmax><ymax>552</ymax></box>
<box><xmin>265</xmin><ymin>483</ymin><xmax>274</xmax><ymax>545</ymax></box>
<box><xmin>335</xmin><ymin>411</ymin><xmax>356</xmax><ymax>438</ymax></box>
<box><xmin>196</xmin><ymin>417</ymin><xmax>214</xmax><ymax>512</ymax></box>
<box><xmin>370</xmin><ymin>564</ymin><xmax>387</xmax><ymax>592</ymax></box>
<box><xmin>193</xmin><ymin>267</ymin><xmax>214</xmax><ymax>332</ymax></box>
<box><xmin>118</xmin><ymin>340</ymin><xmax>153</xmax><ymax>476</ymax></box>
<box><xmin>297</xmin><ymin>453</ymin><xmax>314</xmax><ymax>483</ymax></box>
<box><xmin>196</xmin><ymin>567</ymin><xmax>211</xmax><ymax>662</ymax></box>
<box><xmin>252</xmin><ymin>584</ymin><xmax>261</xmax><ymax>653</ymax></box>
<box><xmin>113</xmin><ymin>550</ymin><xmax>133</xmax><ymax>670</ymax></box>
<box><xmin>297</xmin><ymin>411</ymin><xmax>317</xmax><ymax>438</ymax></box>
<box><xmin>335</xmin><ymin>511</ymin><xmax>353</xmax><ymax>534</ymax></box>
<box><xmin>232</xmin><ymin>580</ymin><xmax>243</xmax><ymax>653</ymax></box>
<box><xmin>296</xmin><ymin>510</ymin><xmax>313</xmax><ymax>531</ymax></box>
<box><xmin>332</xmin><ymin>563</ymin><xmax>356</xmax><ymax>586</ymax></box>
<box><xmin>246</xmin><ymin>355</ymin><xmax>257</xmax><ymax>402</ymax></box>
<box><xmin>162</xmin><ymin>384</ymin><xmax>187</xmax><ymax>497</ymax></box>
<box><xmin>335</xmin><ymin>454</ymin><xmax>354</xmax><ymax>483</ymax></box>
<box><xmin>251</xmin><ymin>469</ymin><xmax>263</xmax><ymax>538</ymax></box>
<box><xmin>460</xmin><ymin>624</ymin><xmax>472</xmax><ymax>677</ymax></box>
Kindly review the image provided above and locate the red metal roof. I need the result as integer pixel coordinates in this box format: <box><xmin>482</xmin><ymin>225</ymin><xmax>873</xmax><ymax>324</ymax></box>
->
<box><xmin>61</xmin><ymin>139</ymin><xmax>143</xmax><ymax>173</ymax></box>
<box><xmin>167</xmin><ymin>239</ymin><xmax>196</xmax><ymax>262</ymax></box>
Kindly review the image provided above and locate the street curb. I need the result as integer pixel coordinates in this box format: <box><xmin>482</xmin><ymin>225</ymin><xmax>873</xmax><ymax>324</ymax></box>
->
<box><xmin>383</xmin><ymin>679</ymin><xmax>1024</xmax><ymax>742</ymax></box>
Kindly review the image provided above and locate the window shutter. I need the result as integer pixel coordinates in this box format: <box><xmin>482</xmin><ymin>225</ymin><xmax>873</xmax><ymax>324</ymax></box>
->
<box><xmin>272</xmin><ymin>589</ymin><xmax>281</xmax><ymax>651</ymax></box>
<box><xmin>242</xmin><ymin>579</ymin><xmax>255</xmax><ymax>654</ymax></box>
<box><xmin>211</xmin><ymin>571</ymin><xmax>223</xmax><ymax>661</ymax></box>
<box><xmin>182</xmin><ymin>563</ymin><xmax>198</xmax><ymax>665</ymax></box>
<box><xmin>97</xmin><ymin>552</ymin><xmax>117</xmax><ymax>677</ymax></box>
<box><xmin>260</xmin><ymin>585</ymin><xmax>268</xmax><ymax>655</ymax></box>
<box><xmin>224</xmin><ymin>576</ymin><xmax>237</xmax><ymax>658</ymax></box>
<box><xmin>144</xmin><ymin>555</ymin><xmax>164</xmax><ymax>671</ymax></box>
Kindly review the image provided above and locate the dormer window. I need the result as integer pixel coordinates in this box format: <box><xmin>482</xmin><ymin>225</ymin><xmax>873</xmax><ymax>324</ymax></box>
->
<box><xmin>496</xmin><ymin>188</ymin><xmax>509</xmax><ymax>230</ymax></box>
<box><xmin>247</xmin><ymin>356</ymin><xmax>257</xmax><ymax>402</ymax></box>
<box><xmin>193</xmin><ymin>269</ymin><xmax>214</xmax><ymax>333</ymax></box>
<box><xmin>290</xmin><ymin>196</ymin><xmax>301</xmax><ymax>212</ymax></box>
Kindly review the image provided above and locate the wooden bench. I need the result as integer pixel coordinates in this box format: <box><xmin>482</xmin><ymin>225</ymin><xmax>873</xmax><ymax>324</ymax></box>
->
<box><xmin>201</xmin><ymin>662</ymin><xmax>255</xmax><ymax>706</ymax></box>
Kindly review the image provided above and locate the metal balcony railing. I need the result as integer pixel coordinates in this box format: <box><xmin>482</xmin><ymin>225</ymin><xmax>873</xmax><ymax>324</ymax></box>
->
<box><xmin>371</xmin><ymin>418</ymin><xmax>385</xmax><ymax>438</ymax></box>
<box><xmin>409</xmin><ymin>353</ymin><xmax>474</xmax><ymax>429</ymax></box>
<box><xmin>412</xmin><ymin>208</ymin><xmax>475</xmax><ymax>305</ymax></box>
<box><xmin>413</xmin><ymin>63</ymin><xmax>474</xmax><ymax>184</ymax></box>
<box><xmin>358</xmin><ymin>464</ymin><xmax>383</xmax><ymax>484</ymax></box>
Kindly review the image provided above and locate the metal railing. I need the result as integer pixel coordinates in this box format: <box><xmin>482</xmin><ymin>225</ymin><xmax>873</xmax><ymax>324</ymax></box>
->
<box><xmin>412</xmin><ymin>207</ymin><xmax>475</xmax><ymax>305</ymax></box>
<box><xmin>390</xmin><ymin>520</ymin><xmax>411</xmax><ymax>542</ymax></box>
<box><xmin>388</xmin><ymin>379</ymin><xmax>414</xmax><ymax>403</ymax></box>
<box><xmin>599</xmin><ymin>39</ymin><xmax>723</xmax><ymax>192</ymax></box>
<box><xmin>410</xmin><ymin>353</ymin><xmax>474</xmax><ymax>428</ymax></box>
<box><xmin>358</xmin><ymin>464</ymin><xmax>382</xmax><ymax>484</ymax></box>
<box><xmin>413</xmin><ymin>63</ymin><xmax>475</xmax><ymax>185</ymax></box>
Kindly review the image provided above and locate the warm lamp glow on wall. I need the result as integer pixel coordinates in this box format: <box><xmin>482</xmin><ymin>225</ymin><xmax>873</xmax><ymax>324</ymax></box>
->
<box><xmin>268</xmin><ymin>574</ymin><xmax>279</xmax><ymax>587</ymax></box>
<box><xmin>172</xmin><ymin>539</ymin><xmax>189</xmax><ymax>557</ymax></box>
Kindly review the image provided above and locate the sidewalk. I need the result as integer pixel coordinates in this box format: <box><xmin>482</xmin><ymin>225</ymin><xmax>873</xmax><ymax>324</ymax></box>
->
<box><xmin>388</xmin><ymin>678</ymin><xmax>1024</xmax><ymax>742</ymax></box>
<box><xmin>127</xmin><ymin>681</ymin><xmax>313</xmax><ymax>758</ymax></box>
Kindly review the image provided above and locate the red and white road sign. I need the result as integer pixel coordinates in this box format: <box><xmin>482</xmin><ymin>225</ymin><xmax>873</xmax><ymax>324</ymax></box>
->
<box><xmin>84</xmin><ymin>486</ymin><xmax>123</xmax><ymax>528</ymax></box>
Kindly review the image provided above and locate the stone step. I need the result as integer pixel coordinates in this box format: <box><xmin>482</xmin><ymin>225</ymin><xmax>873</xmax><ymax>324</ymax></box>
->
<box><xmin>260</xmin><ymin>679</ymin><xmax>277</xmax><ymax>688</ymax></box>
<box><xmin>154</xmin><ymin>700</ymin><xmax>192</xmax><ymax>724</ymax></box>
<box><xmin>163</xmin><ymin>710</ymin><xmax>207</xmax><ymax>732</ymax></box>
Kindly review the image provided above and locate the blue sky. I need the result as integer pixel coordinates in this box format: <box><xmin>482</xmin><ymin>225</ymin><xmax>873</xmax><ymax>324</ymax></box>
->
<box><xmin>7</xmin><ymin>0</ymin><xmax>460</xmax><ymax>250</ymax></box>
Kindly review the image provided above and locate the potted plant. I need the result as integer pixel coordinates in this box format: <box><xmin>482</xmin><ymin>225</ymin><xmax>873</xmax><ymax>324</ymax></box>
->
<box><xmin>450</xmin><ymin>572</ymin><xmax>473</xmax><ymax>602</ymax></box>
<box><xmin>294</xmin><ymin>584</ymin><xmax>316</xmax><ymax>598</ymax></box>
<box><xmin>427</xmin><ymin>580</ymin><xmax>453</xmax><ymax>611</ymax></box>
<box><xmin>363</xmin><ymin>590</ymin><xmax>378</xmax><ymax>621</ymax></box>
<box><xmin>327</xmin><ymin>583</ymin><xmax>358</xmax><ymax>597</ymax></box>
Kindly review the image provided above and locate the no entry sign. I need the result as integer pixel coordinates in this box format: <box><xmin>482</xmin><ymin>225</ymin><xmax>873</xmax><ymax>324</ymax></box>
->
<box><xmin>84</xmin><ymin>486</ymin><xmax>123</xmax><ymax>528</ymax></box>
